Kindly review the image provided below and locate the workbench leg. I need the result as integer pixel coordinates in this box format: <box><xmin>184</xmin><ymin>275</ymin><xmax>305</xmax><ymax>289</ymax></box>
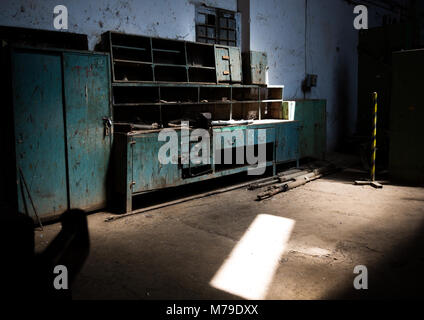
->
<box><xmin>125</xmin><ymin>191</ymin><xmax>132</xmax><ymax>213</ymax></box>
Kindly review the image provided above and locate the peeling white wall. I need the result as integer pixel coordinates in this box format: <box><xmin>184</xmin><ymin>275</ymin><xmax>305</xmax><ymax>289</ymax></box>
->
<box><xmin>0</xmin><ymin>0</ymin><xmax>236</xmax><ymax>49</ymax></box>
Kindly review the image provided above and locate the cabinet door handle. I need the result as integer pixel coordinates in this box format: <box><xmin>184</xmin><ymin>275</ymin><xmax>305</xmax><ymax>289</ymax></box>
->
<box><xmin>223</xmin><ymin>70</ymin><xmax>230</xmax><ymax>75</ymax></box>
<box><xmin>222</xmin><ymin>55</ymin><xmax>230</xmax><ymax>60</ymax></box>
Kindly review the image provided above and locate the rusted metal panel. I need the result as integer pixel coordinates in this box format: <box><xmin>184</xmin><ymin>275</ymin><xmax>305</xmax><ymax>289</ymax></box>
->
<box><xmin>215</xmin><ymin>46</ymin><xmax>231</xmax><ymax>82</ymax></box>
<box><xmin>215</xmin><ymin>45</ymin><xmax>242</xmax><ymax>83</ymax></box>
<box><xmin>12</xmin><ymin>49</ymin><xmax>68</xmax><ymax>218</ymax></box>
<box><xmin>131</xmin><ymin>133</ymin><xmax>181</xmax><ymax>193</ymax></box>
<box><xmin>63</xmin><ymin>52</ymin><xmax>112</xmax><ymax>211</ymax></box>
<box><xmin>229</xmin><ymin>46</ymin><xmax>242</xmax><ymax>83</ymax></box>
<box><xmin>275</xmin><ymin>122</ymin><xmax>300</xmax><ymax>164</ymax></box>
<box><xmin>243</xmin><ymin>51</ymin><xmax>268</xmax><ymax>85</ymax></box>
<box><xmin>291</xmin><ymin>100</ymin><xmax>326</xmax><ymax>160</ymax></box>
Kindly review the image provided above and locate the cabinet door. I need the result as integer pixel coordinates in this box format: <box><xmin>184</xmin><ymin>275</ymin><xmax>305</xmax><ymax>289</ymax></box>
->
<box><xmin>229</xmin><ymin>47</ymin><xmax>242</xmax><ymax>82</ymax></box>
<box><xmin>276</xmin><ymin>122</ymin><xmax>300</xmax><ymax>163</ymax></box>
<box><xmin>12</xmin><ymin>50</ymin><xmax>68</xmax><ymax>218</ymax></box>
<box><xmin>215</xmin><ymin>46</ymin><xmax>231</xmax><ymax>82</ymax></box>
<box><xmin>295</xmin><ymin>100</ymin><xmax>326</xmax><ymax>160</ymax></box>
<box><xmin>131</xmin><ymin>133</ymin><xmax>180</xmax><ymax>192</ymax></box>
<box><xmin>63</xmin><ymin>52</ymin><xmax>111</xmax><ymax>211</ymax></box>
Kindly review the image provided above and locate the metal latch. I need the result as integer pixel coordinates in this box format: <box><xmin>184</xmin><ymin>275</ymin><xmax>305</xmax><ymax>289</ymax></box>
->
<box><xmin>103</xmin><ymin>117</ymin><xmax>113</xmax><ymax>136</ymax></box>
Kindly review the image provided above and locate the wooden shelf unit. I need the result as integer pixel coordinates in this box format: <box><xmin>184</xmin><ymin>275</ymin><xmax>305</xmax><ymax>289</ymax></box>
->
<box><xmin>99</xmin><ymin>31</ymin><xmax>244</xmax><ymax>84</ymax></box>
<box><xmin>111</xmin><ymin>83</ymin><xmax>284</xmax><ymax>127</ymax></box>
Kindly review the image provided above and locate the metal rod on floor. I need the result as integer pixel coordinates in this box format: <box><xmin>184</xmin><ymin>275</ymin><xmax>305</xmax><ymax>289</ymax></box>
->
<box><xmin>105</xmin><ymin>173</ymin><xmax>289</xmax><ymax>222</ymax></box>
<box><xmin>256</xmin><ymin>166</ymin><xmax>338</xmax><ymax>201</ymax></box>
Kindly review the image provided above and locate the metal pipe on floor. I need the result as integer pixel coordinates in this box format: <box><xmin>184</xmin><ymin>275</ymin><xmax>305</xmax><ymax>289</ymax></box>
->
<box><xmin>105</xmin><ymin>173</ymin><xmax>287</xmax><ymax>222</ymax></box>
<box><xmin>248</xmin><ymin>169</ymin><xmax>310</xmax><ymax>190</ymax></box>
<box><xmin>256</xmin><ymin>166</ymin><xmax>337</xmax><ymax>201</ymax></box>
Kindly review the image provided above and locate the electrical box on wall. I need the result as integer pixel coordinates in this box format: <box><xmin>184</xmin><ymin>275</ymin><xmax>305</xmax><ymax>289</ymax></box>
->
<box><xmin>302</xmin><ymin>74</ymin><xmax>318</xmax><ymax>92</ymax></box>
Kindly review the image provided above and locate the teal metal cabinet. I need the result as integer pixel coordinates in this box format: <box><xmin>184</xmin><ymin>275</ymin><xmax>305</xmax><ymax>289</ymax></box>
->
<box><xmin>114</xmin><ymin>120</ymin><xmax>299</xmax><ymax>213</ymax></box>
<box><xmin>286</xmin><ymin>100</ymin><xmax>326</xmax><ymax>160</ymax></box>
<box><xmin>12</xmin><ymin>50</ymin><xmax>69</xmax><ymax>218</ymax></box>
<box><xmin>11</xmin><ymin>47</ymin><xmax>111</xmax><ymax>220</ymax></box>
<box><xmin>275</xmin><ymin>121</ymin><xmax>300</xmax><ymax>164</ymax></box>
<box><xmin>63</xmin><ymin>52</ymin><xmax>112</xmax><ymax>211</ymax></box>
<box><xmin>215</xmin><ymin>45</ymin><xmax>242</xmax><ymax>83</ymax></box>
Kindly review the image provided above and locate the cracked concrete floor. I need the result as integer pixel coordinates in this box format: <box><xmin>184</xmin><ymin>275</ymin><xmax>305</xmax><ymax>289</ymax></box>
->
<box><xmin>35</xmin><ymin>166</ymin><xmax>424</xmax><ymax>300</ymax></box>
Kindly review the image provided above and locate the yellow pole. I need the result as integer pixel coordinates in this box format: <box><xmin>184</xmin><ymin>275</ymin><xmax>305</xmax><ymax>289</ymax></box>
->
<box><xmin>371</xmin><ymin>92</ymin><xmax>377</xmax><ymax>182</ymax></box>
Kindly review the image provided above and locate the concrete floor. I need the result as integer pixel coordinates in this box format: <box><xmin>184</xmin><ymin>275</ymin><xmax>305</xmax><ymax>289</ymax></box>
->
<box><xmin>35</xmin><ymin>158</ymin><xmax>424</xmax><ymax>300</ymax></box>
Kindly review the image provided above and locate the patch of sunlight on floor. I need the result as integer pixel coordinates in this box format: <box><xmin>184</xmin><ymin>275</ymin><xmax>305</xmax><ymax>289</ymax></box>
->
<box><xmin>210</xmin><ymin>214</ymin><xmax>295</xmax><ymax>300</ymax></box>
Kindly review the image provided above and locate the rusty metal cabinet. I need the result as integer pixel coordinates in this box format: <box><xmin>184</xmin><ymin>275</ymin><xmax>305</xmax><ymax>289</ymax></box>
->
<box><xmin>11</xmin><ymin>47</ymin><xmax>111</xmax><ymax>220</ymax></box>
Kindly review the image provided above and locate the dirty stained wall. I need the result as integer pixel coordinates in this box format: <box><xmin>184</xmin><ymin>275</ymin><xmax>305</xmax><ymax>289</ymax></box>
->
<box><xmin>0</xmin><ymin>0</ymin><xmax>237</xmax><ymax>49</ymax></box>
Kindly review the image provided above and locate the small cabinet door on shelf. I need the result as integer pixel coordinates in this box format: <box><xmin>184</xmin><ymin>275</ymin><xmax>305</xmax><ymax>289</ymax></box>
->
<box><xmin>215</xmin><ymin>45</ymin><xmax>242</xmax><ymax>83</ymax></box>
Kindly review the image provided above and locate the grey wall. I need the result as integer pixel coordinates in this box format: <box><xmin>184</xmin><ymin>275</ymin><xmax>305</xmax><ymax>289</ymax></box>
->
<box><xmin>250</xmin><ymin>0</ymin><xmax>360</xmax><ymax>150</ymax></box>
<box><xmin>0</xmin><ymin>0</ymin><xmax>388</xmax><ymax>151</ymax></box>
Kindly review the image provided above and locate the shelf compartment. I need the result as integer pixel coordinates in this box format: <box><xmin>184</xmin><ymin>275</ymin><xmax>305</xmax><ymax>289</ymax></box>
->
<box><xmin>112</xmin><ymin>45</ymin><xmax>151</xmax><ymax>63</ymax></box>
<box><xmin>113</xmin><ymin>104</ymin><xmax>161</xmax><ymax>125</ymax></box>
<box><xmin>113</xmin><ymin>60</ymin><xmax>153</xmax><ymax>82</ymax></box>
<box><xmin>113</xmin><ymin>86</ymin><xmax>159</xmax><ymax>105</ymax></box>
<box><xmin>232</xmin><ymin>102</ymin><xmax>260</xmax><ymax>121</ymax></box>
<box><xmin>262</xmin><ymin>86</ymin><xmax>284</xmax><ymax>100</ymax></box>
<box><xmin>161</xmin><ymin>104</ymin><xmax>212</xmax><ymax>128</ymax></box>
<box><xmin>188</xmin><ymin>67</ymin><xmax>217</xmax><ymax>83</ymax></box>
<box><xmin>212</xmin><ymin>103</ymin><xmax>231</xmax><ymax>121</ymax></box>
<box><xmin>154</xmin><ymin>65</ymin><xmax>188</xmax><ymax>82</ymax></box>
<box><xmin>111</xmin><ymin>33</ymin><xmax>151</xmax><ymax>58</ymax></box>
<box><xmin>152</xmin><ymin>38</ymin><xmax>186</xmax><ymax>65</ymax></box>
<box><xmin>111</xmin><ymin>33</ymin><xmax>151</xmax><ymax>49</ymax></box>
<box><xmin>200</xmin><ymin>87</ymin><xmax>231</xmax><ymax>103</ymax></box>
<box><xmin>261</xmin><ymin>101</ymin><xmax>284</xmax><ymax>120</ymax></box>
<box><xmin>160</xmin><ymin>86</ymin><xmax>198</xmax><ymax>104</ymax></box>
<box><xmin>186</xmin><ymin>42</ymin><xmax>215</xmax><ymax>68</ymax></box>
<box><xmin>232</xmin><ymin>87</ymin><xmax>259</xmax><ymax>101</ymax></box>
